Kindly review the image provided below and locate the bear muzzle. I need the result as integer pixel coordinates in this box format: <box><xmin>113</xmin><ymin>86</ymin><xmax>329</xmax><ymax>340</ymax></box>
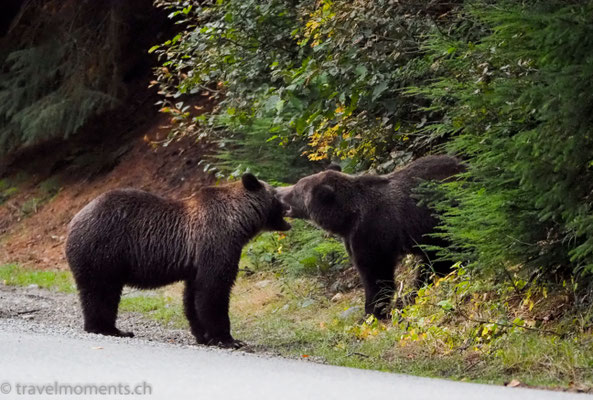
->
<box><xmin>276</xmin><ymin>186</ymin><xmax>308</xmax><ymax>219</ymax></box>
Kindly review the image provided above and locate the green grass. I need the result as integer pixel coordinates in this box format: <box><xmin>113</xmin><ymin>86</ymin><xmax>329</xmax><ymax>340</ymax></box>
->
<box><xmin>19</xmin><ymin>176</ymin><xmax>63</xmax><ymax>216</ymax></box>
<box><xmin>0</xmin><ymin>264</ymin><xmax>75</xmax><ymax>293</ymax></box>
<box><xmin>0</xmin><ymin>173</ymin><xmax>62</xmax><ymax>214</ymax></box>
<box><xmin>38</xmin><ymin>176</ymin><xmax>62</xmax><ymax>198</ymax></box>
<box><xmin>119</xmin><ymin>293</ymin><xmax>187</xmax><ymax>328</ymax></box>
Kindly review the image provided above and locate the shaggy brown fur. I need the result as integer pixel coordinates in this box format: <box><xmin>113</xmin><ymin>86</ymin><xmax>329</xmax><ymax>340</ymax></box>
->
<box><xmin>277</xmin><ymin>155</ymin><xmax>464</xmax><ymax>318</ymax></box>
<box><xmin>65</xmin><ymin>173</ymin><xmax>290</xmax><ymax>348</ymax></box>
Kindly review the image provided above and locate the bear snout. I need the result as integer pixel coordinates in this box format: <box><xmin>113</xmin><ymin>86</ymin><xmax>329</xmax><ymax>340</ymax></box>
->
<box><xmin>275</xmin><ymin>186</ymin><xmax>290</xmax><ymax>209</ymax></box>
<box><xmin>276</xmin><ymin>186</ymin><xmax>300</xmax><ymax>218</ymax></box>
<box><xmin>281</xmin><ymin>200</ymin><xmax>298</xmax><ymax>218</ymax></box>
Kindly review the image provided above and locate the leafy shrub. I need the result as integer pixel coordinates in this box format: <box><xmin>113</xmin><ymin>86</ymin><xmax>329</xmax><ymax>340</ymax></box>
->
<box><xmin>153</xmin><ymin>0</ymin><xmax>460</xmax><ymax>172</ymax></box>
<box><xmin>210</xmin><ymin>117</ymin><xmax>316</xmax><ymax>184</ymax></box>
<box><xmin>243</xmin><ymin>219</ymin><xmax>349</xmax><ymax>276</ymax></box>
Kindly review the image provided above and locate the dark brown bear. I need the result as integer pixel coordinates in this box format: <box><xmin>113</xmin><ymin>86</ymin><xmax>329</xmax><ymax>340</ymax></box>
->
<box><xmin>65</xmin><ymin>174</ymin><xmax>290</xmax><ymax>348</ymax></box>
<box><xmin>276</xmin><ymin>155</ymin><xmax>464</xmax><ymax>319</ymax></box>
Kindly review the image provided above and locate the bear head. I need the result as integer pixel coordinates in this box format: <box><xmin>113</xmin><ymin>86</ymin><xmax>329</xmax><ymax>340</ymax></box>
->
<box><xmin>275</xmin><ymin>166</ymin><xmax>360</xmax><ymax>236</ymax></box>
<box><xmin>242</xmin><ymin>173</ymin><xmax>292</xmax><ymax>232</ymax></box>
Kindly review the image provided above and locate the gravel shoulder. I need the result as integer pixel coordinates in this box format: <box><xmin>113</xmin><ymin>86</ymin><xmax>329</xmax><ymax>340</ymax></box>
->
<box><xmin>0</xmin><ymin>282</ymin><xmax>196</xmax><ymax>346</ymax></box>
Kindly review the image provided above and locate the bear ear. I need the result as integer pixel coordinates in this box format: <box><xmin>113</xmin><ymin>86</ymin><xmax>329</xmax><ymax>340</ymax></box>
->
<box><xmin>313</xmin><ymin>184</ymin><xmax>335</xmax><ymax>204</ymax></box>
<box><xmin>242</xmin><ymin>173</ymin><xmax>263</xmax><ymax>191</ymax></box>
<box><xmin>326</xmin><ymin>163</ymin><xmax>342</xmax><ymax>172</ymax></box>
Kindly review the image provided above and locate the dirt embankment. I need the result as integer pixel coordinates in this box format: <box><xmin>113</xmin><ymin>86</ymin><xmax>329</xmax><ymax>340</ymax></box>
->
<box><xmin>0</xmin><ymin>112</ymin><xmax>214</xmax><ymax>270</ymax></box>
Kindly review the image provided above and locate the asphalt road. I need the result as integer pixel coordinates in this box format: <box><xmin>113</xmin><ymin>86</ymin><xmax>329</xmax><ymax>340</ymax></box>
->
<box><xmin>0</xmin><ymin>319</ymin><xmax>589</xmax><ymax>400</ymax></box>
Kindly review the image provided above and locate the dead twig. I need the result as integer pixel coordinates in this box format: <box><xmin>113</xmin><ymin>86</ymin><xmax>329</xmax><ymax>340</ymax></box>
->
<box><xmin>14</xmin><ymin>308</ymin><xmax>41</xmax><ymax>316</ymax></box>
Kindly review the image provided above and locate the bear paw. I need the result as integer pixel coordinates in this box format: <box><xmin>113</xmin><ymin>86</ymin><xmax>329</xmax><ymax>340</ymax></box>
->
<box><xmin>207</xmin><ymin>338</ymin><xmax>246</xmax><ymax>349</ymax></box>
<box><xmin>85</xmin><ymin>327</ymin><xmax>135</xmax><ymax>338</ymax></box>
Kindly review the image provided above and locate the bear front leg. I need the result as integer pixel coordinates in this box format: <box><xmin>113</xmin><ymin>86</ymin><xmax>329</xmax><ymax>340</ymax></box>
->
<box><xmin>358</xmin><ymin>267</ymin><xmax>396</xmax><ymax>319</ymax></box>
<box><xmin>192</xmin><ymin>267</ymin><xmax>245</xmax><ymax>349</ymax></box>
<box><xmin>349</xmin><ymin>239</ymin><xmax>397</xmax><ymax>320</ymax></box>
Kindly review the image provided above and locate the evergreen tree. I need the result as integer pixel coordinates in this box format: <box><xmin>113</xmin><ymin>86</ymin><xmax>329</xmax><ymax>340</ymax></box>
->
<box><xmin>417</xmin><ymin>1</ymin><xmax>593</xmax><ymax>278</ymax></box>
<box><xmin>0</xmin><ymin>0</ymin><xmax>167</xmax><ymax>154</ymax></box>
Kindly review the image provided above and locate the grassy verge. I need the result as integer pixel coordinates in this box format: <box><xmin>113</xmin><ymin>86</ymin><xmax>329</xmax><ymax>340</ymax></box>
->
<box><xmin>0</xmin><ymin>174</ymin><xmax>62</xmax><ymax>216</ymax></box>
<box><xmin>229</xmin><ymin>270</ymin><xmax>593</xmax><ymax>391</ymax></box>
<box><xmin>0</xmin><ymin>264</ymin><xmax>76</xmax><ymax>293</ymax></box>
<box><xmin>119</xmin><ymin>290</ymin><xmax>187</xmax><ymax>328</ymax></box>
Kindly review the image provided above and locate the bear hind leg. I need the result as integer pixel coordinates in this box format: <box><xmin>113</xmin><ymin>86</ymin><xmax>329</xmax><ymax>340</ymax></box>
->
<box><xmin>79</xmin><ymin>285</ymin><xmax>133</xmax><ymax>338</ymax></box>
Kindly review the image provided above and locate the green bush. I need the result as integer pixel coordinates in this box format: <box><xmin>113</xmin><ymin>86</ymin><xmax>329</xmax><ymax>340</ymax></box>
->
<box><xmin>210</xmin><ymin>117</ymin><xmax>316</xmax><ymax>184</ymax></box>
<box><xmin>153</xmin><ymin>0</ymin><xmax>460</xmax><ymax>172</ymax></box>
<box><xmin>243</xmin><ymin>219</ymin><xmax>349</xmax><ymax>276</ymax></box>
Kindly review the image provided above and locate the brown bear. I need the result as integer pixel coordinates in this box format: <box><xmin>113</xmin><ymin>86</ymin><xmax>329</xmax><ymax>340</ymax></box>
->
<box><xmin>276</xmin><ymin>155</ymin><xmax>464</xmax><ymax>319</ymax></box>
<box><xmin>65</xmin><ymin>173</ymin><xmax>291</xmax><ymax>348</ymax></box>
